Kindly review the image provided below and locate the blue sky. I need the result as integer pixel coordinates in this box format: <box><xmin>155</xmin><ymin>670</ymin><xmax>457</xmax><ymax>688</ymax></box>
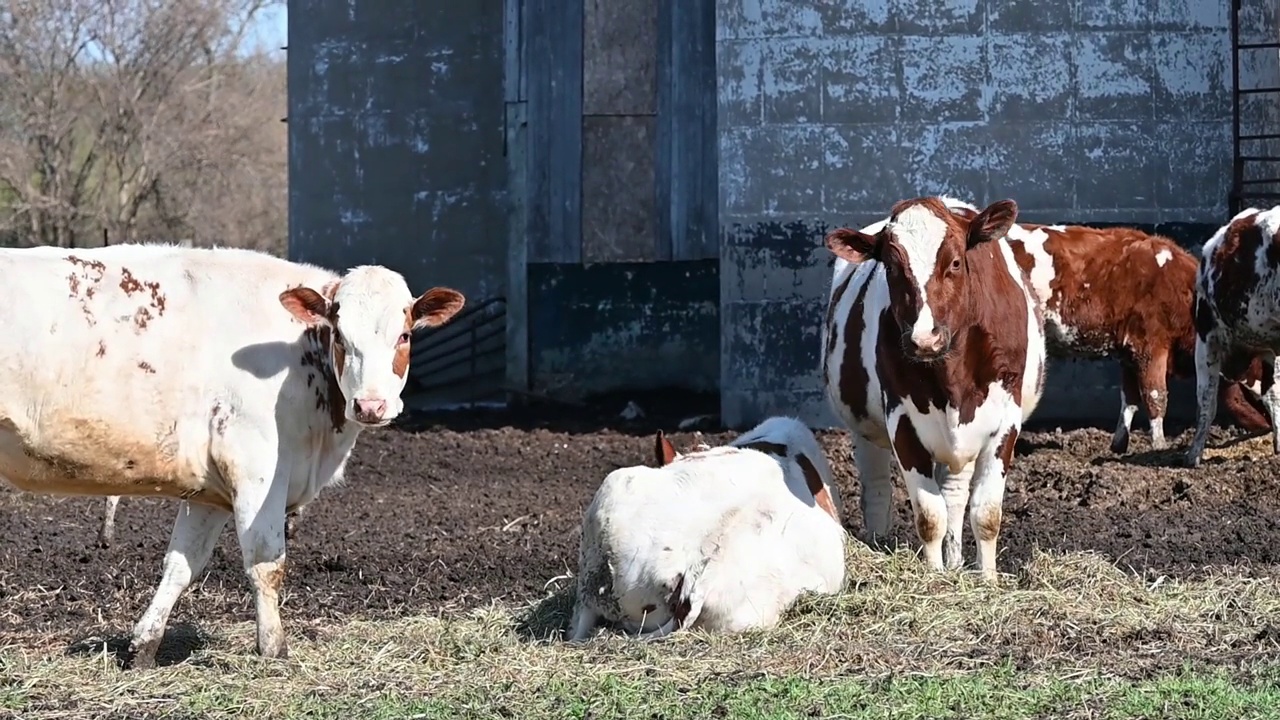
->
<box><xmin>246</xmin><ymin>4</ymin><xmax>287</xmax><ymax>53</ymax></box>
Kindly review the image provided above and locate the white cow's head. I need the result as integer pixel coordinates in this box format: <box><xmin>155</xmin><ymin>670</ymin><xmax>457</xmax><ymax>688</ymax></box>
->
<box><xmin>825</xmin><ymin>196</ymin><xmax>1018</xmax><ymax>362</ymax></box>
<box><xmin>280</xmin><ymin>266</ymin><xmax>465</xmax><ymax>427</ymax></box>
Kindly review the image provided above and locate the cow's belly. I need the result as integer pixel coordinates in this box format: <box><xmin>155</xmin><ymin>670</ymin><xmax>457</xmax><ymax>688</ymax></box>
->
<box><xmin>1043</xmin><ymin>312</ymin><xmax>1113</xmax><ymax>359</ymax></box>
<box><xmin>0</xmin><ymin>416</ymin><xmax>226</xmax><ymax>508</ymax></box>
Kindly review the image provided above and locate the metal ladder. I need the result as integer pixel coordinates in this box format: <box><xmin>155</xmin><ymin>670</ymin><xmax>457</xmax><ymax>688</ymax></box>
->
<box><xmin>1230</xmin><ymin>0</ymin><xmax>1280</xmax><ymax>213</ymax></box>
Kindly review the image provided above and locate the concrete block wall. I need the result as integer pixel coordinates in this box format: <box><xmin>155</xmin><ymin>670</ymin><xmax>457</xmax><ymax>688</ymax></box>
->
<box><xmin>718</xmin><ymin>0</ymin><xmax>1280</xmax><ymax>429</ymax></box>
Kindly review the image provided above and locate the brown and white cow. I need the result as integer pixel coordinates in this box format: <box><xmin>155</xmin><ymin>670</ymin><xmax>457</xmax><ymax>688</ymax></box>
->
<box><xmin>1185</xmin><ymin>206</ymin><xmax>1280</xmax><ymax>467</ymax></box>
<box><xmin>0</xmin><ymin>243</ymin><xmax>464</xmax><ymax>668</ymax></box>
<box><xmin>822</xmin><ymin>197</ymin><xmax>1046</xmax><ymax>579</ymax></box>
<box><xmin>946</xmin><ymin>198</ymin><xmax>1272</xmax><ymax>453</ymax></box>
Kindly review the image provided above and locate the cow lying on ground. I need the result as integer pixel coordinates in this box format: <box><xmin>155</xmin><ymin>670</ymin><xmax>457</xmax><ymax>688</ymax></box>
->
<box><xmin>822</xmin><ymin>197</ymin><xmax>1045</xmax><ymax>579</ymax></box>
<box><xmin>0</xmin><ymin>243</ymin><xmax>464</xmax><ymax>668</ymax></box>
<box><xmin>568</xmin><ymin>416</ymin><xmax>846</xmax><ymax>641</ymax></box>
<box><xmin>1185</xmin><ymin>206</ymin><xmax>1280</xmax><ymax>467</ymax></box>
<box><xmin>96</xmin><ymin>496</ymin><xmax>305</xmax><ymax>547</ymax></box>
<box><xmin>945</xmin><ymin>198</ymin><xmax>1272</xmax><ymax>452</ymax></box>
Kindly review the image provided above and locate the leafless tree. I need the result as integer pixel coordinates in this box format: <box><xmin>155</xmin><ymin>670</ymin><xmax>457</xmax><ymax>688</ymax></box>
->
<box><xmin>0</xmin><ymin>0</ymin><xmax>286</xmax><ymax>252</ymax></box>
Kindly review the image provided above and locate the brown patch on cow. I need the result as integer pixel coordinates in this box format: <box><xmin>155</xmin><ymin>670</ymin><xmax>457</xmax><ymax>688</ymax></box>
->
<box><xmin>891</xmin><ymin>417</ymin><xmax>933</xmax><ymax>478</ymax></box>
<box><xmin>119</xmin><ymin>267</ymin><xmax>143</xmax><ymax>295</ymax></box>
<box><xmin>997</xmin><ymin>427</ymin><xmax>1020</xmax><ymax>476</ymax></box>
<box><xmin>95</xmin><ymin>341</ymin><xmax>106</xmax><ymax>358</ymax></box>
<box><xmin>666</xmin><ymin>572</ymin><xmax>691</xmax><ymax>629</ymax></box>
<box><xmin>737</xmin><ymin>440</ymin><xmax>788</xmax><ymax>457</ymax></box>
<box><xmin>973</xmin><ymin>504</ymin><xmax>1002</xmax><ymax>543</ymax></box>
<box><xmin>1206</xmin><ymin>215</ymin><xmax>1268</xmax><ymax>332</ymax></box>
<box><xmin>253</xmin><ymin>559</ymin><xmax>288</xmax><ymax>598</ymax></box>
<box><xmin>301</xmin><ymin>324</ymin><xmax>347</xmax><ymax>433</ymax></box>
<box><xmin>794</xmin><ymin>452</ymin><xmax>840</xmax><ymax>523</ymax></box>
<box><xmin>65</xmin><ymin>255</ymin><xmax>107</xmax><ymax>326</ymax></box>
<box><xmin>654</xmin><ymin>430</ymin><xmax>677</xmax><ymax>467</ymax></box>
<box><xmin>392</xmin><ymin>306</ymin><xmax>415</xmax><ymax>378</ymax></box>
<box><xmin>137</xmin><ymin>361</ymin><xmax>156</xmax><ymax>374</ymax></box>
<box><xmin>823</xmin><ymin>272</ymin><xmax>854</xmax><ymax>379</ymax></box>
<box><xmin>836</xmin><ymin>274</ymin><xmax>875</xmax><ymax>421</ymax></box>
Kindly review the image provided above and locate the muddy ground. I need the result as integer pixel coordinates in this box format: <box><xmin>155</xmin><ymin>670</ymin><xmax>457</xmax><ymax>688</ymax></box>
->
<box><xmin>1</xmin><ymin>395</ymin><xmax>1279</xmax><ymax>659</ymax></box>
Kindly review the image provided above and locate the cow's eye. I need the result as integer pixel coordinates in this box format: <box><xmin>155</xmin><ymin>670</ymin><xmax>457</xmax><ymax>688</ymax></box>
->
<box><xmin>397</xmin><ymin>332</ymin><xmax>411</xmax><ymax>345</ymax></box>
<box><xmin>950</xmin><ymin>258</ymin><xmax>961</xmax><ymax>272</ymax></box>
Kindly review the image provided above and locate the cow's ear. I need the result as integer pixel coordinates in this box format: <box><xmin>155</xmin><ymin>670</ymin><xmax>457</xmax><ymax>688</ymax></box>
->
<box><xmin>654</xmin><ymin>430</ymin><xmax>677</xmax><ymax>467</ymax></box>
<box><xmin>411</xmin><ymin>287</ymin><xmax>466</xmax><ymax>330</ymax></box>
<box><xmin>825</xmin><ymin>228</ymin><xmax>879</xmax><ymax>264</ymax></box>
<box><xmin>280</xmin><ymin>287</ymin><xmax>330</xmax><ymax>326</ymax></box>
<box><xmin>968</xmin><ymin>199</ymin><xmax>1019</xmax><ymax>249</ymax></box>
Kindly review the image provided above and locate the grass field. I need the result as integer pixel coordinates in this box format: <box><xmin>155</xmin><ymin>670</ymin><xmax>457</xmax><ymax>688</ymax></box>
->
<box><xmin>3</xmin><ymin>542</ymin><xmax>1279</xmax><ymax>720</ymax></box>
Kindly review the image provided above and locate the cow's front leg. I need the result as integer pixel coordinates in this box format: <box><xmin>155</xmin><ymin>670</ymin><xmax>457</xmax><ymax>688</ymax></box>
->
<box><xmin>969</xmin><ymin>426</ymin><xmax>1018</xmax><ymax>581</ymax></box>
<box><xmin>1137</xmin><ymin>349</ymin><xmax>1170</xmax><ymax>450</ymax></box>
<box><xmin>222</xmin><ymin>435</ymin><xmax>292</xmax><ymax>660</ymax></box>
<box><xmin>887</xmin><ymin>416</ymin><xmax>944</xmax><ymax>570</ymax></box>
<box><xmin>1262</xmin><ymin>354</ymin><xmax>1280</xmax><ymax>454</ymax></box>
<box><xmin>937</xmin><ymin>460</ymin><xmax>975</xmax><ymax>571</ymax></box>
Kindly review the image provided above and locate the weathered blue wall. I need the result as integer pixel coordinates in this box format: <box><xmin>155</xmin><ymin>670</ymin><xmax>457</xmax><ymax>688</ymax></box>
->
<box><xmin>287</xmin><ymin>0</ymin><xmax>507</xmax><ymax>311</ymax></box>
<box><xmin>717</xmin><ymin>0</ymin><xmax>1280</xmax><ymax>429</ymax></box>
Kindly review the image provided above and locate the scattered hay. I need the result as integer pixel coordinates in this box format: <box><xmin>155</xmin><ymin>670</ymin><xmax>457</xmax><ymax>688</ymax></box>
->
<box><xmin>3</xmin><ymin>544</ymin><xmax>1278</xmax><ymax>717</ymax></box>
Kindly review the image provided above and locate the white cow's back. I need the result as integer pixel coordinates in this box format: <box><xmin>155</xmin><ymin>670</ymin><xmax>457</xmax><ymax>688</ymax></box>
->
<box><xmin>576</xmin><ymin>447</ymin><xmax>845</xmax><ymax>636</ymax></box>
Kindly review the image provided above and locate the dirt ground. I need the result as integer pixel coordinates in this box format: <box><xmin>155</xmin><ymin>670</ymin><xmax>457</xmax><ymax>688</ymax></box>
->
<box><xmin>1</xmin><ymin>395</ymin><xmax>1279</xmax><ymax>658</ymax></box>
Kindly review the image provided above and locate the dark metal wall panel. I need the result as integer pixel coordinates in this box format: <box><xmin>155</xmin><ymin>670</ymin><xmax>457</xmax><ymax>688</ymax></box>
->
<box><xmin>525</xmin><ymin>0</ymin><xmax>584</xmax><ymax>263</ymax></box>
<box><xmin>656</xmin><ymin>0</ymin><xmax>718</xmax><ymax>262</ymax></box>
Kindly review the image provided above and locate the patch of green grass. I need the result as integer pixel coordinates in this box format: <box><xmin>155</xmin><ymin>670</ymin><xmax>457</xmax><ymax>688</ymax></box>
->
<box><xmin>3</xmin><ymin>545</ymin><xmax>1280</xmax><ymax>719</ymax></box>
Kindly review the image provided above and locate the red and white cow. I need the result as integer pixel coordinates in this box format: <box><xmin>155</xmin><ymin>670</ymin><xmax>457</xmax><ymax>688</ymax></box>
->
<box><xmin>946</xmin><ymin>198</ymin><xmax>1271</xmax><ymax>453</ymax></box>
<box><xmin>822</xmin><ymin>197</ymin><xmax>1045</xmax><ymax>579</ymax></box>
<box><xmin>0</xmin><ymin>243</ymin><xmax>464</xmax><ymax>668</ymax></box>
<box><xmin>1185</xmin><ymin>206</ymin><xmax>1280</xmax><ymax>467</ymax></box>
<box><xmin>569</xmin><ymin>416</ymin><xmax>846</xmax><ymax>641</ymax></box>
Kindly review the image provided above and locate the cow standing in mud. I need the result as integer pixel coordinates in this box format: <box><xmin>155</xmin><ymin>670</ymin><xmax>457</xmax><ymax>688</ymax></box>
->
<box><xmin>1185</xmin><ymin>206</ymin><xmax>1280</xmax><ymax>467</ymax></box>
<box><xmin>822</xmin><ymin>197</ymin><xmax>1045</xmax><ymax>579</ymax></box>
<box><xmin>0</xmin><ymin>243</ymin><xmax>465</xmax><ymax>668</ymax></box>
<box><xmin>944</xmin><ymin>197</ymin><xmax>1272</xmax><ymax>453</ymax></box>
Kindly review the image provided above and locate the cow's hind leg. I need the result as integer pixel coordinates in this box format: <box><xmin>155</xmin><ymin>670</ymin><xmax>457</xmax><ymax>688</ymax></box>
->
<box><xmin>130</xmin><ymin>502</ymin><xmax>231</xmax><ymax>669</ymax></box>
<box><xmin>888</xmin><ymin>417</ymin><xmax>945</xmax><ymax>571</ymax></box>
<box><xmin>1137</xmin><ymin>349</ymin><xmax>1170</xmax><ymax>450</ymax></box>
<box><xmin>99</xmin><ymin>495</ymin><xmax>121</xmax><ymax>548</ymax></box>
<box><xmin>1262</xmin><ymin>354</ymin><xmax>1280</xmax><ymax>454</ymax></box>
<box><xmin>937</xmin><ymin>461</ymin><xmax>975</xmax><ymax>571</ymax></box>
<box><xmin>970</xmin><ymin>426</ymin><xmax>1019</xmax><ymax>581</ymax></box>
<box><xmin>853</xmin><ymin>435</ymin><xmax>895</xmax><ymax>550</ymax></box>
<box><xmin>1185</xmin><ymin>327</ymin><xmax>1227</xmax><ymax>467</ymax></box>
<box><xmin>1110</xmin><ymin>362</ymin><xmax>1142</xmax><ymax>455</ymax></box>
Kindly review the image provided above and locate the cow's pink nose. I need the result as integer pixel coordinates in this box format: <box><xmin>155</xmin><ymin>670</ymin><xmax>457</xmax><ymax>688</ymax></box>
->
<box><xmin>353</xmin><ymin>398</ymin><xmax>388</xmax><ymax>421</ymax></box>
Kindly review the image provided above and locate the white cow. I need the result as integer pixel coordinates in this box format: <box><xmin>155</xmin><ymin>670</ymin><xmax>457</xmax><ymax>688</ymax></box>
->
<box><xmin>0</xmin><ymin>243</ymin><xmax>464</xmax><ymax>668</ymax></box>
<box><xmin>568</xmin><ymin>416</ymin><xmax>846</xmax><ymax>641</ymax></box>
